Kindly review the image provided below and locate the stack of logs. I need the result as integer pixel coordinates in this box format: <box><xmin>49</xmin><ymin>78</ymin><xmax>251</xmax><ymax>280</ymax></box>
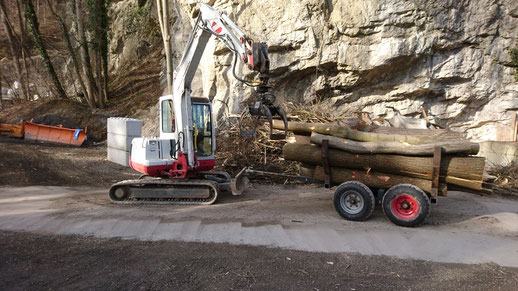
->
<box><xmin>274</xmin><ymin>120</ymin><xmax>490</xmax><ymax>196</ymax></box>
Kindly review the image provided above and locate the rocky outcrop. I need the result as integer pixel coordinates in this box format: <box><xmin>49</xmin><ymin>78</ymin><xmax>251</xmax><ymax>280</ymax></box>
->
<box><xmin>111</xmin><ymin>0</ymin><xmax>518</xmax><ymax>140</ymax></box>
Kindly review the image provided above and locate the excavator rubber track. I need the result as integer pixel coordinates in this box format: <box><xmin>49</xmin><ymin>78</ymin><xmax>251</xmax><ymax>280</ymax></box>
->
<box><xmin>109</xmin><ymin>179</ymin><xmax>219</xmax><ymax>205</ymax></box>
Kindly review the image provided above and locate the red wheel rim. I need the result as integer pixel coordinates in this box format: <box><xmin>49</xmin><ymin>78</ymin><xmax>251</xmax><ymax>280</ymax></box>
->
<box><xmin>390</xmin><ymin>194</ymin><xmax>420</xmax><ymax>220</ymax></box>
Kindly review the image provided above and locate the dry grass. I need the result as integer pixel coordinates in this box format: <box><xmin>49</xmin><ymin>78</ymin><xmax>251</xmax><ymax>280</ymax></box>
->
<box><xmin>491</xmin><ymin>165</ymin><xmax>518</xmax><ymax>197</ymax></box>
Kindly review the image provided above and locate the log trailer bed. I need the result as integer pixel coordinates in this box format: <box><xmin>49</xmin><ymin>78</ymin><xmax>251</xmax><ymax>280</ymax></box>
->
<box><xmin>321</xmin><ymin>140</ymin><xmax>449</xmax><ymax>227</ymax></box>
<box><xmin>250</xmin><ymin>139</ymin><xmax>492</xmax><ymax>227</ymax></box>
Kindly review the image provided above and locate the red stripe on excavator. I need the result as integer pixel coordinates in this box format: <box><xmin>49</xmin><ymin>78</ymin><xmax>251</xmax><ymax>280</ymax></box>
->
<box><xmin>211</xmin><ymin>21</ymin><xmax>217</xmax><ymax>27</ymax></box>
<box><xmin>129</xmin><ymin>159</ymin><xmax>216</xmax><ymax>176</ymax></box>
<box><xmin>215</xmin><ymin>27</ymin><xmax>223</xmax><ymax>34</ymax></box>
<box><xmin>197</xmin><ymin>159</ymin><xmax>216</xmax><ymax>171</ymax></box>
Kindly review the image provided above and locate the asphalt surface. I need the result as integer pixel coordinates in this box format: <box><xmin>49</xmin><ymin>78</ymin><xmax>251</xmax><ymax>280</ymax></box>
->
<box><xmin>1</xmin><ymin>185</ymin><xmax>518</xmax><ymax>267</ymax></box>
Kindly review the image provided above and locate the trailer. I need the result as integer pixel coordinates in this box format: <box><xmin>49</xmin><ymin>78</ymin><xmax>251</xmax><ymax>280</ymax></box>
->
<box><xmin>247</xmin><ymin>140</ymin><xmax>493</xmax><ymax>227</ymax></box>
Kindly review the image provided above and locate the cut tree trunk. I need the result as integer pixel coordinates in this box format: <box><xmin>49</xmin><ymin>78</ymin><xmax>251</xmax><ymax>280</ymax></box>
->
<box><xmin>282</xmin><ymin>143</ymin><xmax>485</xmax><ymax>190</ymax></box>
<box><xmin>294</xmin><ymin>134</ymin><xmax>311</xmax><ymax>144</ymax></box>
<box><xmin>310</xmin><ymin>132</ymin><xmax>479</xmax><ymax>156</ymax></box>
<box><xmin>273</xmin><ymin>120</ymin><xmax>425</xmax><ymax>143</ymax></box>
<box><xmin>313</xmin><ymin>166</ymin><xmax>446</xmax><ymax>194</ymax></box>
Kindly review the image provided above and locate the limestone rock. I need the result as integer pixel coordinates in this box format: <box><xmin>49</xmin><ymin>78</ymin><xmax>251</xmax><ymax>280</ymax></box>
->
<box><xmin>110</xmin><ymin>0</ymin><xmax>518</xmax><ymax>140</ymax></box>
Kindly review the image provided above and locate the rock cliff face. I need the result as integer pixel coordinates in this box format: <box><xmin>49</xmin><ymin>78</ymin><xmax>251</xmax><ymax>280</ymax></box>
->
<box><xmin>111</xmin><ymin>0</ymin><xmax>518</xmax><ymax>140</ymax></box>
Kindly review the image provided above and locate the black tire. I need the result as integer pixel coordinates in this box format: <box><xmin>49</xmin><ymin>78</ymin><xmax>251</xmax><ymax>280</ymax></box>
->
<box><xmin>333</xmin><ymin>181</ymin><xmax>375</xmax><ymax>221</ymax></box>
<box><xmin>382</xmin><ymin>184</ymin><xmax>431</xmax><ymax>227</ymax></box>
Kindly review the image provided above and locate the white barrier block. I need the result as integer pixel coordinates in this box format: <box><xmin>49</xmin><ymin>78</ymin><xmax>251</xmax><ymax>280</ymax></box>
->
<box><xmin>107</xmin><ymin>117</ymin><xmax>142</xmax><ymax>136</ymax></box>
<box><xmin>107</xmin><ymin>132</ymin><xmax>138</xmax><ymax>152</ymax></box>
<box><xmin>107</xmin><ymin>146</ymin><xmax>130</xmax><ymax>167</ymax></box>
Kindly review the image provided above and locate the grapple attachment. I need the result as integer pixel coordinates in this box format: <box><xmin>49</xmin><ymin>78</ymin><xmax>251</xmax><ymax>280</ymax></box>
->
<box><xmin>239</xmin><ymin>95</ymin><xmax>288</xmax><ymax>140</ymax></box>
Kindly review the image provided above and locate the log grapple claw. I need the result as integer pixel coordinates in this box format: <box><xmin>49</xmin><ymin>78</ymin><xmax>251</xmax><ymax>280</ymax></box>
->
<box><xmin>240</xmin><ymin>94</ymin><xmax>287</xmax><ymax>140</ymax></box>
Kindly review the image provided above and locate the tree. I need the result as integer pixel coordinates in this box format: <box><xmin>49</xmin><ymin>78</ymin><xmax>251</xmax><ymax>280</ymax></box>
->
<box><xmin>100</xmin><ymin>0</ymin><xmax>109</xmax><ymax>103</ymax></box>
<box><xmin>89</xmin><ymin>0</ymin><xmax>109</xmax><ymax>108</ymax></box>
<box><xmin>74</xmin><ymin>0</ymin><xmax>96</xmax><ymax>107</ymax></box>
<box><xmin>156</xmin><ymin>0</ymin><xmax>172</xmax><ymax>94</ymax></box>
<box><xmin>21</xmin><ymin>0</ymin><xmax>67</xmax><ymax>99</ymax></box>
<box><xmin>46</xmin><ymin>0</ymin><xmax>88</xmax><ymax>105</ymax></box>
<box><xmin>0</xmin><ymin>0</ymin><xmax>29</xmax><ymax>101</ymax></box>
<box><xmin>0</xmin><ymin>64</ymin><xmax>3</xmax><ymax>108</ymax></box>
<box><xmin>16</xmin><ymin>0</ymin><xmax>31</xmax><ymax>100</ymax></box>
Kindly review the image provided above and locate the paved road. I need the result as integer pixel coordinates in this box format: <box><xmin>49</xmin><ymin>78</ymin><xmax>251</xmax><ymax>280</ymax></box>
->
<box><xmin>1</xmin><ymin>185</ymin><xmax>518</xmax><ymax>267</ymax></box>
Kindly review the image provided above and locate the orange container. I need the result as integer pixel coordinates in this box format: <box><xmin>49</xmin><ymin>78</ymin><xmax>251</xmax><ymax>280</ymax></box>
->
<box><xmin>0</xmin><ymin>123</ymin><xmax>24</xmax><ymax>138</ymax></box>
<box><xmin>23</xmin><ymin>122</ymin><xmax>87</xmax><ymax>146</ymax></box>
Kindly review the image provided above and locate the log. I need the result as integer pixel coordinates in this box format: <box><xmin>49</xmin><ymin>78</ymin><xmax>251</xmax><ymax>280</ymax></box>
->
<box><xmin>310</xmin><ymin>133</ymin><xmax>479</xmax><ymax>156</ymax></box>
<box><xmin>283</xmin><ymin>142</ymin><xmax>485</xmax><ymax>190</ymax></box>
<box><xmin>294</xmin><ymin>134</ymin><xmax>311</xmax><ymax>144</ymax></box>
<box><xmin>273</xmin><ymin>120</ymin><xmax>425</xmax><ymax>143</ymax></box>
<box><xmin>273</xmin><ymin>120</ymin><xmax>480</xmax><ymax>155</ymax></box>
<box><xmin>299</xmin><ymin>163</ymin><xmax>315</xmax><ymax>177</ymax></box>
<box><xmin>313</xmin><ymin>166</ymin><xmax>447</xmax><ymax>194</ymax></box>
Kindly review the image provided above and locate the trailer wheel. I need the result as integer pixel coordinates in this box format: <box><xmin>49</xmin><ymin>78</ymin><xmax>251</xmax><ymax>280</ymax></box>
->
<box><xmin>333</xmin><ymin>181</ymin><xmax>375</xmax><ymax>221</ymax></box>
<box><xmin>382</xmin><ymin>184</ymin><xmax>430</xmax><ymax>227</ymax></box>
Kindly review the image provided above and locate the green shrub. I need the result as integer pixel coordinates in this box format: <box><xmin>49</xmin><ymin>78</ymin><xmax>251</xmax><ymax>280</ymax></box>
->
<box><xmin>124</xmin><ymin>1</ymin><xmax>160</xmax><ymax>37</ymax></box>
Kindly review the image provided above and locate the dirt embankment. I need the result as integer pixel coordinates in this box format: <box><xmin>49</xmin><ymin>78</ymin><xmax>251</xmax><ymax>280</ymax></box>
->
<box><xmin>0</xmin><ymin>43</ymin><xmax>163</xmax><ymax>142</ymax></box>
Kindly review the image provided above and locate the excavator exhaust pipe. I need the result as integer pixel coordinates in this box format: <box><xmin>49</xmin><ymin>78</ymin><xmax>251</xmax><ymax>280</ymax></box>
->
<box><xmin>230</xmin><ymin>167</ymin><xmax>249</xmax><ymax>195</ymax></box>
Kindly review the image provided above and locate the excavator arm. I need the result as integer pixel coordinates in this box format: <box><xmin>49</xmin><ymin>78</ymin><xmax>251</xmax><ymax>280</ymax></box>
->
<box><xmin>172</xmin><ymin>4</ymin><xmax>288</xmax><ymax>168</ymax></box>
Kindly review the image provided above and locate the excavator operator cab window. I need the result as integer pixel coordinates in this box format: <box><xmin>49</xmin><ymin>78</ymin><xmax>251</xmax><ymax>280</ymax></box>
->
<box><xmin>192</xmin><ymin>103</ymin><xmax>213</xmax><ymax>157</ymax></box>
<box><xmin>161</xmin><ymin>100</ymin><xmax>175</xmax><ymax>133</ymax></box>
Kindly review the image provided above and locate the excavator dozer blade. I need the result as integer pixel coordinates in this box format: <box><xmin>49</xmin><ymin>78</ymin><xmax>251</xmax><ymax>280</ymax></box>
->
<box><xmin>230</xmin><ymin>167</ymin><xmax>249</xmax><ymax>195</ymax></box>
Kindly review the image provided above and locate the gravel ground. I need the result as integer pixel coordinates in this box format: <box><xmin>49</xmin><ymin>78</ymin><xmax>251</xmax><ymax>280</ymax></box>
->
<box><xmin>1</xmin><ymin>231</ymin><xmax>517</xmax><ymax>290</ymax></box>
<box><xmin>1</xmin><ymin>136</ymin><xmax>518</xmax><ymax>290</ymax></box>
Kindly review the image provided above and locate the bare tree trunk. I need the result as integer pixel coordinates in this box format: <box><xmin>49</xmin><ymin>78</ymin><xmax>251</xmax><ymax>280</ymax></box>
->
<box><xmin>21</xmin><ymin>0</ymin><xmax>67</xmax><ymax>99</ymax></box>
<box><xmin>157</xmin><ymin>0</ymin><xmax>172</xmax><ymax>94</ymax></box>
<box><xmin>0</xmin><ymin>0</ymin><xmax>29</xmax><ymax>101</ymax></box>
<box><xmin>100</xmin><ymin>0</ymin><xmax>109</xmax><ymax>102</ymax></box>
<box><xmin>74</xmin><ymin>0</ymin><xmax>96</xmax><ymax>107</ymax></box>
<box><xmin>95</xmin><ymin>51</ymin><xmax>103</xmax><ymax>107</ymax></box>
<box><xmin>93</xmin><ymin>0</ymin><xmax>104</xmax><ymax>108</ymax></box>
<box><xmin>0</xmin><ymin>65</ymin><xmax>3</xmax><ymax>109</ymax></box>
<box><xmin>16</xmin><ymin>0</ymin><xmax>31</xmax><ymax>100</ymax></box>
<box><xmin>46</xmin><ymin>0</ymin><xmax>89</xmax><ymax>104</ymax></box>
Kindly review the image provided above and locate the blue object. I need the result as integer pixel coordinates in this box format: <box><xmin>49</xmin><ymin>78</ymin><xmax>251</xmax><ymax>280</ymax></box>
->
<box><xmin>74</xmin><ymin>129</ymin><xmax>81</xmax><ymax>140</ymax></box>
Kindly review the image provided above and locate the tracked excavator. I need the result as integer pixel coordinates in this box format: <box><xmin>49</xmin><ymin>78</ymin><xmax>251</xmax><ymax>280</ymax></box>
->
<box><xmin>109</xmin><ymin>4</ymin><xmax>287</xmax><ymax>205</ymax></box>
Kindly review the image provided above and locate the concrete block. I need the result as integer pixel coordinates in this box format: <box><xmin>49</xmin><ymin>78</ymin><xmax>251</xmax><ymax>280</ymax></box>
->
<box><xmin>107</xmin><ymin>132</ymin><xmax>138</xmax><ymax>152</ymax></box>
<box><xmin>107</xmin><ymin>146</ymin><xmax>130</xmax><ymax>167</ymax></box>
<box><xmin>107</xmin><ymin>117</ymin><xmax>142</xmax><ymax>136</ymax></box>
<box><xmin>477</xmin><ymin>141</ymin><xmax>518</xmax><ymax>168</ymax></box>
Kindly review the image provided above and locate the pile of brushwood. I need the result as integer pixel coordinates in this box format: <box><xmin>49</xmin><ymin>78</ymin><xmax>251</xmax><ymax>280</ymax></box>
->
<box><xmin>214</xmin><ymin>118</ymin><xmax>296</xmax><ymax>182</ymax></box>
<box><xmin>213</xmin><ymin>104</ymin><xmax>335</xmax><ymax>182</ymax></box>
<box><xmin>492</xmin><ymin>165</ymin><xmax>518</xmax><ymax>197</ymax></box>
<box><xmin>275</xmin><ymin>119</ymin><xmax>491</xmax><ymax>195</ymax></box>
